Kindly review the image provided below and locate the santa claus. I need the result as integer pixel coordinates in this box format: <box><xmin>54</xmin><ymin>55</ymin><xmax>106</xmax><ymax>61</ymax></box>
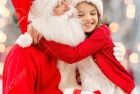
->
<box><xmin>3</xmin><ymin>0</ymin><xmax>102</xmax><ymax>94</ymax></box>
<box><xmin>3</xmin><ymin>0</ymin><xmax>127</xmax><ymax>94</ymax></box>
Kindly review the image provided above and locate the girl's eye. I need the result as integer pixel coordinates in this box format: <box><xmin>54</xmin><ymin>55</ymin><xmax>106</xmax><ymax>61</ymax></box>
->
<box><xmin>91</xmin><ymin>13</ymin><xmax>97</xmax><ymax>15</ymax></box>
<box><xmin>78</xmin><ymin>14</ymin><xmax>84</xmax><ymax>17</ymax></box>
<box><xmin>79</xmin><ymin>15</ymin><xmax>84</xmax><ymax>17</ymax></box>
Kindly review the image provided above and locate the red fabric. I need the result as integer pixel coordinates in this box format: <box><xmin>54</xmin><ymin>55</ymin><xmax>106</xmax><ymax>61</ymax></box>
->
<box><xmin>3</xmin><ymin>45</ymin><xmax>62</xmax><ymax>94</ymax></box>
<box><xmin>73</xmin><ymin>89</ymin><xmax>82</xmax><ymax>94</ymax></box>
<box><xmin>73</xmin><ymin>89</ymin><xmax>101</xmax><ymax>94</ymax></box>
<box><xmin>11</xmin><ymin>0</ymin><xmax>32</xmax><ymax>34</ymax></box>
<box><xmin>93</xmin><ymin>90</ymin><xmax>101</xmax><ymax>94</ymax></box>
<box><xmin>76</xmin><ymin>68</ymin><xmax>81</xmax><ymax>85</ymax></box>
<box><xmin>38</xmin><ymin>24</ymin><xmax>135</xmax><ymax>93</ymax></box>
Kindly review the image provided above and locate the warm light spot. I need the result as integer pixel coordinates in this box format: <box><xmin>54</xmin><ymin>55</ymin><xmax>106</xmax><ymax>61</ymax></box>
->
<box><xmin>0</xmin><ymin>31</ymin><xmax>7</xmax><ymax>43</ymax></box>
<box><xmin>137</xmin><ymin>44</ymin><xmax>140</xmax><ymax>52</ymax></box>
<box><xmin>6</xmin><ymin>46</ymin><xmax>13</xmax><ymax>54</ymax></box>
<box><xmin>127</xmin><ymin>4</ymin><xmax>136</xmax><ymax>11</ymax></box>
<box><xmin>0</xmin><ymin>6</ymin><xmax>6</xmax><ymax>14</ymax></box>
<box><xmin>124</xmin><ymin>0</ymin><xmax>133</xmax><ymax>5</ymax></box>
<box><xmin>109</xmin><ymin>22</ymin><xmax>119</xmax><ymax>32</ymax></box>
<box><xmin>129</xmin><ymin>53</ymin><xmax>139</xmax><ymax>64</ymax></box>
<box><xmin>2</xmin><ymin>8</ymin><xmax>10</xmax><ymax>17</ymax></box>
<box><xmin>0</xmin><ymin>0</ymin><xmax>7</xmax><ymax>6</ymax></box>
<box><xmin>119</xmin><ymin>43</ymin><xmax>126</xmax><ymax>55</ymax></box>
<box><xmin>126</xmin><ymin>4</ymin><xmax>136</xmax><ymax>19</ymax></box>
<box><xmin>0</xmin><ymin>18</ymin><xmax>6</xmax><ymax>27</ymax></box>
<box><xmin>126</xmin><ymin>12</ymin><xmax>135</xmax><ymax>19</ymax></box>
<box><xmin>0</xmin><ymin>44</ymin><xmax>6</xmax><ymax>52</ymax></box>
<box><xmin>0</xmin><ymin>62</ymin><xmax>4</xmax><ymax>75</ymax></box>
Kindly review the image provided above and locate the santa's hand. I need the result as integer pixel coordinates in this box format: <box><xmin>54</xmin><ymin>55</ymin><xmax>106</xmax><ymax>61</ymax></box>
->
<box><xmin>113</xmin><ymin>42</ymin><xmax>124</xmax><ymax>62</ymax></box>
<box><xmin>27</xmin><ymin>24</ymin><xmax>43</xmax><ymax>45</ymax></box>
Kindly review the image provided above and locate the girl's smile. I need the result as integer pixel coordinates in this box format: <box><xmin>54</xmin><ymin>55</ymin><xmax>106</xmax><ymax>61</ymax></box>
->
<box><xmin>76</xmin><ymin>2</ymin><xmax>99</xmax><ymax>33</ymax></box>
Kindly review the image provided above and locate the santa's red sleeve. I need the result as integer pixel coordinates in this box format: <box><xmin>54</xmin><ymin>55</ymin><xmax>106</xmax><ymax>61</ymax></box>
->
<box><xmin>3</xmin><ymin>45</ymin><xmax>36</xmax><ymax>94</ymax></box>
<box><xmin>38</xmin><ymin>25</ymin><xmax>110</xmax><ymax>64</ymax></box>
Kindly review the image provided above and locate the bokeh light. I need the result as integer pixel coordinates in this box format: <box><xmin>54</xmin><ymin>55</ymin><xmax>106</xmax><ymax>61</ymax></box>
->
<box><xmin>0</xmin><ymin>19</ymin><xmax>6</xmax><ymax>27</ymax></box>
<box><xmin>0</xmin><ymin>62</ymin><xmax>4</xmax><ymax>76</ymax></box>
<box><xmin>120</xmin><ymin>43</ymin><xmax>126</xmax><ymax>55</ymax></box>
<box><xmin>6</xmin><ymin>46</ymin><xmax>13</xmax><ymax>54</ymax></box>
<box><xmin>0</xmin><ymin>6</ymin><xmax>6</xmax><ymax>14</ymax></box>
<box><xmin>2</xmin><ymin>8</ymin><xmax>10</xmax><ymax>17</ymax></box>
<box><xmin>124</xmin><ymin>0</ymin><xmax>133</xmax><ymax>5</ymax></box>
<box><xmin>129</xmin><ymin>53</ymin><xmax>139</xmax><ymax>64</ymax></box>
<box><xmin>0</xmin><ymin>44</ymin><xmax>6</xmax><ymax>53</ymax></box>
<box><xmin>0</xmin><ymin>31</ymin><xmax>7</xmax><ymax>43</ymax></box>
<box><xmin>109</xmin><ymin>22</ymin><xmax>120</xmax><ymax>32</ymax></box>
<box><xmin>0</xmin><ymin>0</ymin><xmax>7</xmax><ymax>6</ymax></box>
<box><xmin>126</xmin><ymin>4</ymin><xmax>136</xmax><ymax>19</ymax></box>
<box><xmin>137</xmin><ymin>44</ymin><xmax>140</xmax><ymax>52</ymax></box>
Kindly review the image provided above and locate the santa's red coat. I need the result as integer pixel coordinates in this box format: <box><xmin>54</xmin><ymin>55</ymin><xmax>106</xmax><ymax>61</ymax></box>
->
<box><xmin>38</xmin><ymin>25</ymin><xmax>135</xmax><ymax>93</ymax></box>
<box><xmin>3</xmin><ymin>45</ymin><xmax>62</xmax><ymax>94</ymax></box>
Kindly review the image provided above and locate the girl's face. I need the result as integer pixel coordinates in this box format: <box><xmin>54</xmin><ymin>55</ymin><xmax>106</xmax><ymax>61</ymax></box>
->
<box><xmin>53</xmin><ymin>0</ymin><xmax>70</xmax><ymax>16</ymax></box>
<box><xmin>76</xmin><ymin>2</ymin><xmax>99</xmax><ymax>33</ymax></box>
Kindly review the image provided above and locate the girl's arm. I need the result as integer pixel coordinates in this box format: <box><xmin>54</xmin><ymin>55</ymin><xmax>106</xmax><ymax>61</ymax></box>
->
<box><xmin>38</xmin><ymin>25</ymin><xmax>110</xmax><ymax>64</ymax></box>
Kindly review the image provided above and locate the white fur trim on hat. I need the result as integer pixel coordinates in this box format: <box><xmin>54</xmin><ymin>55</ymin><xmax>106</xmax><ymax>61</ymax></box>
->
<box><xmin>29</xmin><ymin>0</ymin><xmax>60</xmax><ymax>18</ymax></box>
<box><xmin>71</xmin><ymin>0</ymin><xmax>103</xmax><ymax>19</ymax></box>
<box><xmin>16</xmin><ymin>33</ymin><xmax>33</xmax><ymax>48</ymax></box>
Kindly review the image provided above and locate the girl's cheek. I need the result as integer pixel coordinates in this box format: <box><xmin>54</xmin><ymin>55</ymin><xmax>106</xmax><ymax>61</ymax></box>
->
<box><xmin>80</xmin><ymin>17</ymin><xmax>85</xmax><ymax>24</ymax></box>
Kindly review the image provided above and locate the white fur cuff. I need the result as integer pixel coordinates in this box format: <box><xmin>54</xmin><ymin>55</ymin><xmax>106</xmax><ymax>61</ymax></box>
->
<box><xmin>64</xmin><ymin>89</ymin><xmax>75</xmax><ymax>94</ymax></box>
<box><xmin>131</xmin><ymin>88</ymin><xmax>137</xmax><ymax>94</ymax></box>
<box><xmin>16</xmin><ymin>33</ymin><xmax>33</xmax><ymax>48</ymax></box>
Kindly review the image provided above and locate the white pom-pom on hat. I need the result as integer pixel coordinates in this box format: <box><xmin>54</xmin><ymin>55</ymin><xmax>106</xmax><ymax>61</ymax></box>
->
<box><xmin>16</xmin><ymin>33</ymin><xmax>33</xmax><ymax>48</ymax></box>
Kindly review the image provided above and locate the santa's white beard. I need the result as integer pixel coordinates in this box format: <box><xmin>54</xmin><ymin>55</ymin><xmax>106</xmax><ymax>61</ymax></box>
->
<box><xmin>30</xmin><ymin>14</ymin><xmax>86</xmax><ymax>90</ymax></box>
<box><xmin>31</xmin><ymin>15</ymin><xmax>85</xmax><ymax>46</ymax></box>
<box><xmin>28</xmin><ymin>13</ymin><xmax>125</xmax><ymax>94</ymax></box>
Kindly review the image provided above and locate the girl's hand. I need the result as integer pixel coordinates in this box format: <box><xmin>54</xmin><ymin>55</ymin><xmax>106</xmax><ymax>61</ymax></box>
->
<box><xmin>27</xmin><ymin>24</ymin><xmax>43</xmax><ymax>45</ymax></box>
<box><xmin>113</xmin><ymin>42</ymin><xmax>124</xmax><ymax>62</ymax></box>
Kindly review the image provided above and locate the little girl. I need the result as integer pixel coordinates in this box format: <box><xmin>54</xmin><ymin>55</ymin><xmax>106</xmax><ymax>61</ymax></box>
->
<box><xmin>16</xmin><ymin>0</ymin><xmax>136</xmax><ymax>94</ymax></box>
<box><xmin>36</xmin><ymin>0</ymin><xmax>136</xmax><ymax>94</ymax></box>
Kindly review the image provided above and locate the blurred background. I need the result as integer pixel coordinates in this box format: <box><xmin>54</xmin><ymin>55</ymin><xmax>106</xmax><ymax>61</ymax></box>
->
<box><xmin>0</xmin><ymin>0</ymin><xmax>140</xmax><ymax>93</ymax></box>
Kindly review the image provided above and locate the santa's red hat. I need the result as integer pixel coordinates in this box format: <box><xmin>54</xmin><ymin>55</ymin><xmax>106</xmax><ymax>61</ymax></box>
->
<box><xmin>11</xmin><ymin>0</ymin><xmax>62</xmax><ymax>34</ymax></box>
<box><xmin>11</xmin><ymin>0</ymin><xmax>32</xmax><ymax>34</ymax></box>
